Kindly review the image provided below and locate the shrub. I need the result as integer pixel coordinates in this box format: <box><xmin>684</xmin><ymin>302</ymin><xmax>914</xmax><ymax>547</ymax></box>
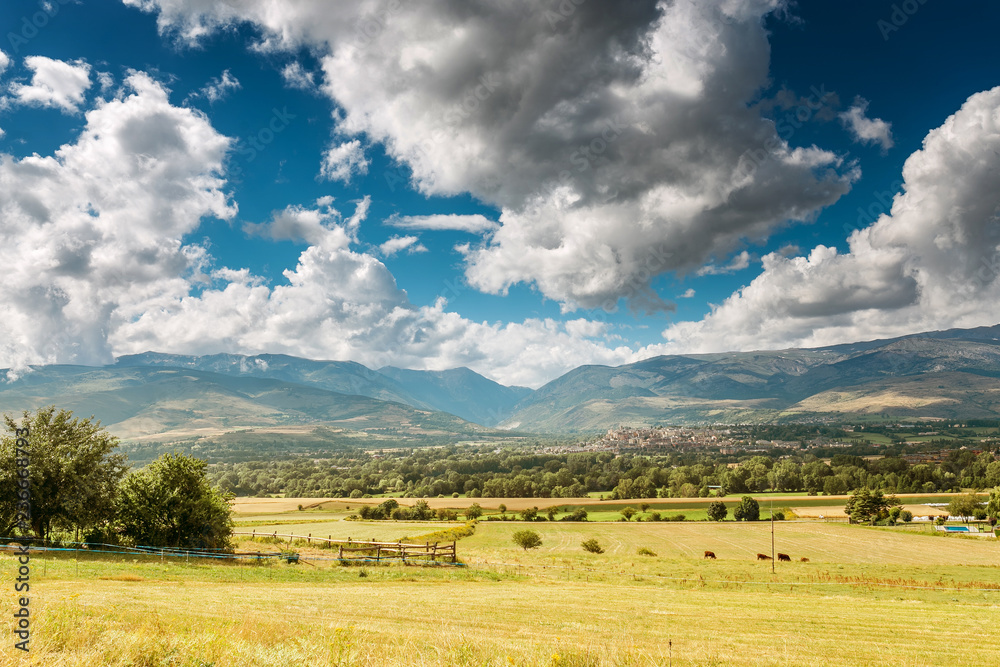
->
<box><xmin>649</xmin><ymin>511</ymin><xmax>661</xmax><ymax>521</ymax></box>
<box><xmin>935</xmin><ymin>516</ymin><xmax>947</xmax><ymax>525</ymax></box>
<box><xmin>559</xmin><ymin>508</ymin><xmax>588</xmax><ymax>521</ymax></box>
<box><xmin>581</xmin><ymin>538</ymin><xmax>604</xmax><ymax>554</ymax></box>
<box><xmin>512</xmin><ymin>530</ymin><xmax>542</xmax><ymax>551</ymax></box>
<box><xmin>707</xmin><ymin>501</ymin><xmax>727</xmax><ymax>522</ymax></box>
<box><xmin>900</xmin><ymin>510</ymin><xmax>913</xmax><ymax>523</ymax></box>
<box><xmin>636</xmin><ymin>547</ymin><xmax>656</xmax><ymax>556</ymax></box>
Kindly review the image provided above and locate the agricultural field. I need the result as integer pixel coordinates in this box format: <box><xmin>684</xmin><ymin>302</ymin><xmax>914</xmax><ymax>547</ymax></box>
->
<box><xmin>4</xmin><ymin>507</ymin><xmax>999</xmax><ymax>666</ymax></box>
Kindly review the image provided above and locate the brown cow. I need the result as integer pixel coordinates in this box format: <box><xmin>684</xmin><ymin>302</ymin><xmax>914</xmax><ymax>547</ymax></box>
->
<box><xmin>777</xmin><ymin>553</ymin><xmax>791</xmax><ymax>562</ymax></box>
<box><xmin>799</xmin><ymin>557</ymin><xmax>809</xmax><ymax>562</ymax></box>
<box><xmin>756</xmin><ymin>553</ymin><xmax>771</xmax><ymax>560</ymax></box>
<box><xmin>704</xmin><ymin>550</ymin><xmax>716</xmax><ymax>559</ymax></box>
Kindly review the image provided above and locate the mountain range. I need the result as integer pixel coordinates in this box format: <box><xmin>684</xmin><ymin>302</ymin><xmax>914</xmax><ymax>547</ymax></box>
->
<box><xmin>2</xmin><ymin>324</ymin><xmax>1000</xmax><ymax>446</ymax></box>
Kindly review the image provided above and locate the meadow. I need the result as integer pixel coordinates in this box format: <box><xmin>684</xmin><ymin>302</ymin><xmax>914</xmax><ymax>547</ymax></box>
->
<box><xmin>3</xmin><ymin>503</ymin><xmax>999</xmax><ymax>666</ymax></box>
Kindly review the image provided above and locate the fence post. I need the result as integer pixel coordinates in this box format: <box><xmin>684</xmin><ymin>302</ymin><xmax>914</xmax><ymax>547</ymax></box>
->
<box><xmin>308</xmin><ymin>533</ymin><xmax>311</xmax><ymax>545</ymax></box>
<box><xmin>376</xmin><ymin>545</ymin><xmax>381</xmax><ymax>563</ymax></box>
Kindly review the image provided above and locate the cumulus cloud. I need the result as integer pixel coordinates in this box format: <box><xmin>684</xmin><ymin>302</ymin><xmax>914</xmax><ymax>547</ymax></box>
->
<box><xmin>188</xmin><ymin>69</ymin><xmax>241</xmax><ymax>103</ymax></box>
<box><xmin>9</xmin><ymin>56</ymin><xmax>92</xmax><ymax>113</ymax></box>
<box><xmin>696</xmin><ymin>250</ymin><xmax>751</xmax><ymax>276</ymax></box>
<box><xmin>654</xmin><ymin>86</ymin><xmax>1000</xmax><ymax>354</ymax></box>
<box><xmin>0</xmin><ymin>71</ymin><xmax>234</xmax><ymax>374</ymax></box>
<box><xmin>0</xmin><ymin>50</ymin><xmax>10</xmax><ymax>77</ymax></box>
<box><xmin>379</xmin><ymin>235</ymin><xmax>427</xmax><ymax>257</ymax></box>
<box><xmin>840</xmin><ymin>97</ymin><xmax>894</xmax><ymax>152</ymax></box>
<box><xmin>125</xmin><ymin>0</ymin><xmax>857</xmax><ymax>313</ymax></box>
<box><xmin>386</xmin><ymin>213</ymin><xmax>498</xmax><ymax>234</ymax></box>
<box><xmin>281</xmin><ymin>61</ymin><xmax>316</xmax><ymax>90</ymax></box>
<box><xmin>319</xmin><ymin>138</ymin><xmax>368</xmax><ymax>182</ymax></box>
<box><xmin>679</xmin><ymin>288</ymin><xmax>696</xmax><ymax>298</ymax></box>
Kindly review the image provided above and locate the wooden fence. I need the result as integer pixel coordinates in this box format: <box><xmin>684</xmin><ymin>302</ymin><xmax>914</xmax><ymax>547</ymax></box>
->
<box><xmin>232</xmin><ymin>531</ymin><xmax>457</xmax><ymax>562</ymax></box>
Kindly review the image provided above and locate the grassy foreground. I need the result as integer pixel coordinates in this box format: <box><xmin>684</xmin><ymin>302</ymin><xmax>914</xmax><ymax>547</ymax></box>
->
<box><xmin>3</xmin><ymin>521</ymin><xmax>999</xmax><ymax>666</ymax></box>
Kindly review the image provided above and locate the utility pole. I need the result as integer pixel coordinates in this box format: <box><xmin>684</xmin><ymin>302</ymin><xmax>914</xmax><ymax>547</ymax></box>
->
<box><xmin>770</xmin><ymin>498</ymin><xmax>775</xmax><ymax>574</ymax></box>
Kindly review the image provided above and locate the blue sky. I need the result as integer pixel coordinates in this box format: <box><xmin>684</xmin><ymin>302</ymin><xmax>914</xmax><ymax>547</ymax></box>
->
<box><xmin>1</xmin><ymin>1</ymin><xmax>999</xmax><ymax>387</ymax></box>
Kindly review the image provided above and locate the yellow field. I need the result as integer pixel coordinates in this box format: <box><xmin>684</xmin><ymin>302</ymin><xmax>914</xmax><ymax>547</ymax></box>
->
<box><xmin>3</xmin><ymin>520</ymin><xmax>999</xmax><ymax>666</ymax></box>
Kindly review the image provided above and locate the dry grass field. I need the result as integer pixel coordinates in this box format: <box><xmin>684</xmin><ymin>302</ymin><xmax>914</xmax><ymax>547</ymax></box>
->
<box><xmin>4</xmin><ymin>516</ymin><xmax>999</xmax><ymax>666</ymax></box>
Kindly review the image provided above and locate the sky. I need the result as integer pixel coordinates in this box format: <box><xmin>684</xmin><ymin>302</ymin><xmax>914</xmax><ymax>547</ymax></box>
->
<box><xmin>0</xmin><ymin>0</ymin><xmax>999</xmax><ymax>388</ymax></box>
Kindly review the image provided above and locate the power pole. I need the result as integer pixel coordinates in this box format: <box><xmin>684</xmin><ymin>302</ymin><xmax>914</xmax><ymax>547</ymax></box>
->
<box><xmin>770</xmin><ymin>498</ymin><xmax>775</xmax><ymax>574</ymax></box>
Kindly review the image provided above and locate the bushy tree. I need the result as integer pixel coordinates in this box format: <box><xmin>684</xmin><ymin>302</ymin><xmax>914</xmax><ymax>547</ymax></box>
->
<box><xmin>1</xmin><ymin>407</ymin><xmax>127</xmax><ymax>541</ymax></box>
<box><xmin>733</xmin><ymin>496</ymin><xmax>760</xmax><ymax>522</ymax></box>
<box><xmin>581</xmin><ymin>538</ymin><xmax>604</xmax><ymax>554</ymax></box>
<box><xmin>707</xmin><ymin>501</ymin><xmax>728</xmax><ymax>522</ymax></box>
<box><xmin>844</xmin><ymin>487</ymin><xmax>899</xmax><ymax>525</ymax></box>
<box><xmin>520</xmin><ymin>506</ymin><xmax>539</xmax><ymax>521</ymax></box>
<box><xmin>512</xmin><ymin>529</ymin><xmax>542</xmax><ymax>551</ymax></box>
<box><xmin>116</xmin><ymin>453</ymin><xmax>234</xmax><ymax>550</ymax></box>
<box><xmin>465</xmin><ymin>503</ymin><xmax>483</xmax><ymax>520</ymax></box>
<box><xmin>947</xmin><ymin>492</ymin><xmax>983</xmax><ymax>523</ymax></box>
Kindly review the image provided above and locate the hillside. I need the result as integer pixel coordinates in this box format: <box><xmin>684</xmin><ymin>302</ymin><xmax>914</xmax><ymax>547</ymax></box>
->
<box><xmin>500</xmin><ymin>325</ymin><xmax>1000</xmax><ymax>431</ymax></box>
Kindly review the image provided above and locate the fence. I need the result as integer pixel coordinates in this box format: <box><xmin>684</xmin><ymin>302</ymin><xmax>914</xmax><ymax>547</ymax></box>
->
<box><xmin>233</xmin><ymin>531</ymin><xmax>458</xmax><ymax>562</ymax></box>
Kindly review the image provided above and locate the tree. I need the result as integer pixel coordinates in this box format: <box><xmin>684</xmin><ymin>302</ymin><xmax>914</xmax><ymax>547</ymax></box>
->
<box><xmin>707</xmin><ymin>500</ymin><xmax>728</xmax><ymax>522</ymax></box>
<box><xmin>465</xmin><ymin>503</ymin><xmax>483</xmax><ymax>520</ymax></box>
<box><xmin>498</xmin><ymin>503</ymin><xmax>507</xmax><ymax>516</ymax></box>
<box><xmin>520</xmin><ymin>506</ymin><xmax>539</xmax><ymax>521</ymax></box>
<box><xmin>116</xmin><ymin>453</ymin><xmax>234</xmax><ymax>550</ymax></box>
<box><xmin>620</xmin><ymin>506</ymin><xmax>637</xmax><ymax>521</ymax></box>
<box><xmin>512</xmin><ymin>529</ymin><xmax>542</xmax><ymax>551</ymax></box>
<box><xmin>733</xmin><ymin>496</ymin><xmax>760</xmax><ymax>522</ymax></box>
<box><xmin>947</xmin><ymin>492</ymin><xmax>983</xmax><ymax>523</ymax></box>
<box><xmin>844</xmin><ymin>487</ymin><xmax>900</xmax><ymax>525</ymax></box>
<box><xmin>1</xmin><ymin>407</ymin><xmax>127</xmax><ymax>541</ymax></box>
<box><xmin>581</xmin><ymin>538</ymin><xmax>604</xmax><ymax>554</ymax></box>
<box><xmin>987</xmin><ymin>487</ymin><xmax>1000</xmax><ymax>518</ymax></box>
<box><xmin>640</xmin><ymin>503</ymin><xmax>651</xmax><ymax>513</ymax></box>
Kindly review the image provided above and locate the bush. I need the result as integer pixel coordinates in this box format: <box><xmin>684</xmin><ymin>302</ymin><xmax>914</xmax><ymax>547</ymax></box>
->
<box><xmin>636</xmin><ymin>547</ymin><xmax>656</xmax><ymax>556</ymax></box>
<box><xmin>559</xmin><ymin>508</ymin><xmax>588</xmax><ymax>521</ymax></box>
<box><xmin>935</xmin><ymin>516</ymin><xmax>947</xmax><ymax>525</ymax></box>
<box><xmin>649</xmin><ymin>511</ymin><xmax>661</xmax><ymax>522</ymax></box>
<box><xmin>707</xmin><ymin>501</ymin><xmax>727</xmax><ymax>522</ymax></box>
<box><xmin>665</xmin><ymin>514</ymin><xmax>685</xmax><ymax>522</ymax></box>
<box><xmin>512</xmin><ymin>530</ymin><xmax>542</xmax><ymax>551</ymax></box>
<box><xmin>581</xmin><ymin>538</ymin><xmax>604</xmax><ymax>554</ymax></box>
<box><xmin>900</xmin><ymin>510</ymin><xmax>913</xmax><ymax>523</ymax></box>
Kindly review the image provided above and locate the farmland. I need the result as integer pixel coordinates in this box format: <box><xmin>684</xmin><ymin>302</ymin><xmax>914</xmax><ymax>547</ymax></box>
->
<box><xmin>4</xmin><ymin>506</ymin><xmax>999</xmax><ymax>667</ymax></box>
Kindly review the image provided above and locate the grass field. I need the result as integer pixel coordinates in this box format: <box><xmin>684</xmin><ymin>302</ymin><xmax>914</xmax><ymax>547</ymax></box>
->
<box><xmin>4</xmin><ymin>518</ymin><xmax>999</xmax><ymax>666</ymax></box>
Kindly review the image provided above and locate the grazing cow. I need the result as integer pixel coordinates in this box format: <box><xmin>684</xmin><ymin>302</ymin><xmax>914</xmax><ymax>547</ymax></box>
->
<box><xmin>777</xmin><ymin>553</ymin><xmax>791</xmax><ymax>562</ymax></box>
<box><xmin>800</xmin><ymin>557</ymin><xmax>809</xmax><ymax>562</ymax></box>
<box><xmin>704</xmin><ymin>550</ymin><xmax>716</xmax><ymax>559</ymax></box>
<box><xmin>756</xmin><ymin>553</ymin><xmax>771</xmax><ymax>560</ymax></box>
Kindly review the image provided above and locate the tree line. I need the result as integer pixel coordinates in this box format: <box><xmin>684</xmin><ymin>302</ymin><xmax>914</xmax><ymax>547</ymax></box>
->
<box><xmin>1</xmin><ymin>408</ymin><xmax>233</xmax><ymax>550</ymax></box>
<box><xmin>207</xmin><ymin>444</ymin><xmax>1000</xmax><ymax>499</ymax></box>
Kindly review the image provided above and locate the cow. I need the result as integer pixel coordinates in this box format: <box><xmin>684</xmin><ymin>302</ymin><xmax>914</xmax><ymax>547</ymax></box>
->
<box><xmin>777</xmin><ymin>553</ymin><xmax>791</xmax><ymax>562</ymax></box>
<box><xmin>799</xmin><ymin>557</ymin><xmax>809</xmax><ymax>563</ymax></box>
<box><xmin>704</xmin><ymin>550</ymin><xmax>716</xmax><ymax>559</ymax></box>
<box><xmin>756</xmin><ymin>553</ymin><xmax>771</xmax><ymax>560</ymax></box>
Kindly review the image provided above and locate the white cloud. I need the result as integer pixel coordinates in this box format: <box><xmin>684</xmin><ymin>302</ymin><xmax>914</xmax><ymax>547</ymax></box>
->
<box><xmin>319</xmin><ymin>138</ymin><xmax>368</xmax><ymax>182</ymax></box>
<box><xmin>0</xmin><ymin>70</ymin><xmax>234</xmax><ymax>374</ymax></box>
<box><xmin>839</xmin><ymin>97</ymin><xmax>894</xmax><ymax>152</ymax></box>
<box><xmin>386</xmin><ymin>213</ymin><xmax>497</xmax><ymax>234</ymax></box>
<box><xmin>126</xmin><ymin>0</ymin><xmax>857</xmax><ymax>313</ymax></box>
<box><xmin>281</xmin><ymin>61</ymin><xmax>315</xmax><ymax>90</ymax></box>
<box><xmin>696</xmin><ymin>250</ymin><xmax>751</xmax><ymax>276</ymax></box>
<box><xmin>9</xmin><ymin>56</ymin><xmax>92</xmax><ymax>113</ymax></box>
<box><xmin>679</xmin><ymin>288</ymin><xmax>696</xmax><ymax>298</ymax></box>
<box><xmin>188</xmin><ymin>69</ymin><xmax>241</xmax><ymax>103</ymax></box>
<box><xmin>653</xmin><ymin>86</ymin><xmax>1000</xmax><ymax>355</ymax></box>
<box><xmin>0</xmin><ymin>50</ymin><xmax>10</xmax><ymax>77</ymax></box>
<box><xmin>97</xmin><ymin>71</ymin><xmax>115</xmax><ymax>93</ymax></box>
<box><xmin>379</xmin><ymin>235</ymin><xmax>427</xmax><ymax>257</ymax></box>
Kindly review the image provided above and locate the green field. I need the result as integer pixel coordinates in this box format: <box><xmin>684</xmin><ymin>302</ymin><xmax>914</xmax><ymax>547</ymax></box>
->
<box><xmin>4</xmin><ymin>518</ymin><xmax>999</xmax><ymax>666</ymax></box>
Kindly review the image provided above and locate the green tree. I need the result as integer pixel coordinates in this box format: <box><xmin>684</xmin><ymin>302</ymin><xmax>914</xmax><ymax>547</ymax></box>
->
<box><xmin>465</xmin><ymin>503</ymin><xmax>483</xmax><ymax>520</ymax></box>
<box><xmin>1</xmin><ymin>407</ymin><xmax>127</xmax><ymax>541</ymax></box>
<box><xmin>520</xmin><ymin>506</ymin><xmax>539</xmax><ymax>521</ymax></box>
<box><xmin>987</xmin><ymin>487</ymin><xmax>1000</xmax><ymax>518</ymax></box>
<box><xmin>116</xmin><ymin>453</ymin><xmax>234</xmax><ymax>550</ymax></box>
<box><xmin>498</xmin><ymin>503</ymin><xmax>507</xmax><ymax>516</ymax></box>
<box><xmin>707</xmin><ymin>500</ymin><xmax>728</xmax><ymax>522</ymax></box>
<box><xmin>947</xmin><ymin>492</ymin><xmax>982</xmax><ymax>523</ymax></box>
<box><xmin>733</xmin><ymin>496</ymin><xmax>760</xmax><ymax>522</ymax></box>
<box><xmin>620</xmin><ymin>506</ymin><xmax>637</xmax><ymax>521</ymax></box>
<box><xmin>581</xmin><ymin>538</ymin><xmax>604</xmax><ymax>554</ymax></box>
<box><xmin>512</xmin><ymin>529</ymin><xmax>542</xmax><ymax>551</ymax></box>
<box><xmin>844</xmin><ymin>487</ymin><xmax>900</xmax><ymax>525</ymax></box>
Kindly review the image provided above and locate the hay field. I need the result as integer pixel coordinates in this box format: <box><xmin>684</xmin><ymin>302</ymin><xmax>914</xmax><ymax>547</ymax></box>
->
<box><xmin>4</xmin><ymin>521</ymin><xmax>998</xmax><ymax>666</ymax></box>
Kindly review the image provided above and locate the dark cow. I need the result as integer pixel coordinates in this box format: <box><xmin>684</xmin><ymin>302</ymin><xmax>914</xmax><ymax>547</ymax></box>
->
<box><xmin>800</xmin><ymin>557</ymin><xmax>809</xmax><ymax>562</ymax></box>
<box><xmin>704</xmin><ymin>550</ymin><xmax>716</xmax><ymax>559</ymax></box>
<box><xmin>756</xmin><ymin>553</ymin><xmax>771</xmax><ymax>560</ymax></box>
<box><xmin>777</xmin><ymin>553</ymin><xmax>791</xmax><ymax>562</ymax></box>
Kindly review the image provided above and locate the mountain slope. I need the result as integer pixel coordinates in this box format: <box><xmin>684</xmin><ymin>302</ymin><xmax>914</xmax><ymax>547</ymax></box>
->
<box><xmin>501</xmin><ymin>324</ymin><xmax>1000</xmax><ymax>431</ymax></box>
